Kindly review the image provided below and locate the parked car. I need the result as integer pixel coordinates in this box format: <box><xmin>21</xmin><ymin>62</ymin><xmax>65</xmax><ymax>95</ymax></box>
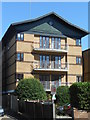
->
<box><xmin>0</xmin><ymin>107</ymin><xmax>4</xmax><ymax>117</ymax></box>
<box><xmin>56</xmin><ymin>103</ymin><xmax>72</xmax><ymax>116</ymax></box>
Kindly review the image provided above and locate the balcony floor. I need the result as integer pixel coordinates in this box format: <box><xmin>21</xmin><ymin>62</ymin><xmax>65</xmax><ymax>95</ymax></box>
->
<box><xmin>33</xmin><ymin>48</ymin><xmax>68</xmax><ymax>53</ymax></box>
<box><xmin>33</xmin><ymin>68</ymin><xmax>68</xmax><ymax>72</ymax></box>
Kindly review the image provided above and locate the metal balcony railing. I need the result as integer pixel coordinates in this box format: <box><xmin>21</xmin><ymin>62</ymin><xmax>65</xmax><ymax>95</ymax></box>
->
<box><xmin>32</xmin><ymin>43</ymin><xmax>69</xmax><ymax>53</ymax></box>
<box><xmin>40</xmin><ymin>81</ymin><xmax>72</xmax><ymax>91</ymax></box>
<box><xmin>33</xmin><ymin>61</ymin><xmax>69</xmax><ymax>71</ymax></box>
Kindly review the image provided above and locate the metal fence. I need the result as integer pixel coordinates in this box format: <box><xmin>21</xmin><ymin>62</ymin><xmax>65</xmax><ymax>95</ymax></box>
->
<box><xmin>2</xmin><ymin>95</ymin><xmax>53</xmax><ymax>119</ymax></box>
<box><xmin>18</xmin><ymin>100</ymin><xmax>53</xmax><ymax>119</ymax></box>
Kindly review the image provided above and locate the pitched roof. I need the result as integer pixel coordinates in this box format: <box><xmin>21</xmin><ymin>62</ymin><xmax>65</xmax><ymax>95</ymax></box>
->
<box><xmin>2</xmin><ymin>12</ymin><xmax>89</xmax><ymax>44</ymax></box>
<box><xmin>12</xmin><ymin>12</ymin><xmax>88</xmax><ymax>34</ymax></box>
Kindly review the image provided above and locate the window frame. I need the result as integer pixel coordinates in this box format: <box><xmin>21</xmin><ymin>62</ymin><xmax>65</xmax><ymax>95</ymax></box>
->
<box><xmin>16</xmin><ymin>74</ymin><xmax>23</xmax><ymax>81</ymax></box>
<box><xmin>40</xmin><ymin>55</ymin><xmax>50</xmax><ymax>68</ymax></box>
<box><xmin>51</xmin><ymin>37</ymin><xmax>61</xmax><ymax>49</ymax></box>
<box><xmin>39</xmin><ymin>74</ymin><xmax>50</xmax><ymax>90</ymax></box>
<box><xmin>16</xmin><ymin>53</ymin><xmax>24</xmax><ymax>61</ymax></box>
<box><xmin>76</xmin><ymin>76</ymin><xmax>82</xmax><ymax>82</ymax></box>
<box><xmin>76</xmin><ymin>39</ymin><xmax>81</xmax><ymax>46</ymax></box>
<box><xmin>39</xmin><ymin>36</ymin><xmax>50</xmax><ymax>49</ymax></box>
<box><xmin>16</xmin><ymin>33</ymin><xmax>24</xmax><ymax>41</ymax></box>
<box><xmin>76</xmin><ymin>57</ymin><xmax>82</xmax><ymax>65</ymax></box>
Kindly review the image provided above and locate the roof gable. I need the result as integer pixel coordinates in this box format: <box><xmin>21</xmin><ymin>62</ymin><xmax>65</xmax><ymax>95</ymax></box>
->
<box><xmin>2</xmin><ymin>12</ymin><xmax>89</xmax><ymax>44</ymax></box>
<box><xmin>13</xmin><ymin>12</ymin><xmax>88</xmax><ymax>39</ymax></box>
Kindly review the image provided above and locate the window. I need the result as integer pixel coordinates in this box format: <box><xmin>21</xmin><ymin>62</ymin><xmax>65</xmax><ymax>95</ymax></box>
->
<box><xmin>16</xmin><ymin>74</ymin><xmax>23</xmax><ymax>81</ymax></box>
<box><xmin>16</xmin><ymin>33</ymin><xmax>24</xmax><ymax>41</ymax></box>
<box><xmin>21</xmin><ymin>53</ymin><xmax>24</xmax><ymax>61</ymax></box>
<box><xmin>39</xmin><ymin>36</ymin><xmax>50</xmax><ymax>49</ymax></box>
<box><xmin>40</xmin><ymin>55</ymin><xmax>50</xmax><ymax>68</ymax></box>
<box><xmin>17</xmin><ymin>53</ymin><xmax>20</xmax><ymax>61</ymax></box>
<box><xmin>76</xmin><ymin>57</ymin><xmax>81</xmax><ymax>64</ymax></box>
<box><xmin>39</xmin><ymin>75</ymin><xmax>50</xmax><ymax>90</ymax></box>
<box><xmin>51</xmin><ymin>37</ymin><xmax>61</xmax><ymax>49</ymax></box>
<box><xmin>76</xmin><ymin>76</ymin><xmax>82</xmax><ymax>82</ymax></box>
<box><xmin>76</xmin><ymin>39</ymin><xmax>81</xmax><ymax>46</ymax></box>
<box><xmin>16</xmin><ymin>53</ymin><xmax>24</xmax><ymax>61</ymax></box>
<box><xmin>51</xmin><ymin>75</ymin><xmax>61</xmax><ymax>88</ymax></box>
<box><xmin>51</xmin><ymin>56</ymin><xmax>61</xmax><ymax>69</ymax></box>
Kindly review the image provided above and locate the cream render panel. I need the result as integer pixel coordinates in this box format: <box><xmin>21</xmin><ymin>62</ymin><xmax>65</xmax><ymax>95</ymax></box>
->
<box><xmin>68</xmin><ymin>47</ymin><xmax>82</xmax><ymax>56</ymax></box>
<box><xmin>68</xmin><ymin>76</ymin><xmax>76</xmax><ymax>84</ymax></box>
<box><xmin>68</xmin><ymin>65</ymin><xmax>82</xmax><ymax>75</ymax></box>
<box><xmin>67</xmin><ymin>56</ymin><xmax>76</xmax><ymax>64</ymax></box>
<box><xmin>24</xmin><ymin>53</ymin><xmax>34</xmax><ymax>61</ymax></box>
<box><xmin>67</xmin><ymin>37</ymin><xmax>76</xmax><ymax>45</ymax></box>
<box><xmin>24</xmin><ymin>74</ymin><xmax>34</xmax><ymax>78</ymax></box>
<box><xmin>61</xmin><ymin>75</ymin><xmax>66</xmax><ymax>84</ymax></box>
<box><xmin>24</xmin><ymin>34</ymin><xmax>34</xmax><ymax>42</ymax></box>
<box><xmin>16</xmin><ymin>41</ymin><xmax>33</xmax><ymax>52</ymax></box>
<box><xmin>24</xmin><ymin>53</ymin><xmax>39</xmax><ymax>62</ymax></box>
<box><xmin>16</xmin><ymin>62</ymin><xmax>33</xmax><ymax>73</ymax></box>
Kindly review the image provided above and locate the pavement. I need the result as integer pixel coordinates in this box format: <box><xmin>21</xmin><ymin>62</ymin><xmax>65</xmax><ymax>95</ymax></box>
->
<box><xmin>0</xmin><ymin>110</ymin><xmax>90</xmax><ymax>120</ymax></box>
<box><xmin>0</xmin><ymin>110</ymin><xmax>27</xmax><ymax>120</ymax></box>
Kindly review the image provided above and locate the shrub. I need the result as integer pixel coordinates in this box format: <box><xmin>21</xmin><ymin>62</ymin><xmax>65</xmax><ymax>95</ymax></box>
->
<box><xmin>15</xmin><ymin>78</ymin><xmax>47</xmax><ymax>101</ymax></box>
<box><xmin>70</xmin><ymin>82</ymin><xmax>90</xmax><ymax>110</ymax></box>
<box><xmin>56</xmin><ymin>86</ymin><xmax>70</xmax><ymax>106</ymax></box>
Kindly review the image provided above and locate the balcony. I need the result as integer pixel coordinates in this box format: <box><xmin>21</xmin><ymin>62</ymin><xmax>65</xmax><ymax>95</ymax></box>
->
<box><xmin>33</xmin><ymin>61</ymin><xmax>69</xmax><ymax>72</ymax></box>
<box><xmin>41</xmin><ymin>81</ymin><xmax>72</xmax><ymax>91</ymax></box>
<box><xmin>32</xmin><ymin>43</ymin><xmax>69</xmax><ymax>53</ymax></box>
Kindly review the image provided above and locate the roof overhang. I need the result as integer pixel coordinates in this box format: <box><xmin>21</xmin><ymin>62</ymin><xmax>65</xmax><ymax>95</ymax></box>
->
<box><xmin>2</xmin><ymin>12</ymin><xmax>89</xmax><ymax>43</ymax></box>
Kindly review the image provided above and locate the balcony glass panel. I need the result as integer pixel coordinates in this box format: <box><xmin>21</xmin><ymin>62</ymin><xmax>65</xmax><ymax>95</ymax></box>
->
<box><xmin>33</xmin><ymin>36</ymin><xmax>68</xmax><ymax>52</ymax></box>
<box><xmin>46</xmin><ymin>37</ymin><xmax>49</xmax><ymax>48</ymax></box>
<box><xmin>51</xmin><ymin>75</ymin><xmax>61</xmax><ymax>88</ymax></box>
<box><xmin>58</xmin><ymin>38</ymin><xmax>61</xmax><ymax>49</ymax></box>
<box><xmin>51</xmin><ymin>38</ymin><xmax>54</xmax><ymax>49</ymax></box>
<box><xmin>43</xmin><ymin>37</ymin><xmax>45</xmax><ymax>48</ymax></box>
<box><xmin>51</xmin><ymin>37</ymin><xmax>61</xmax><ymax>49</ymax></box>
<box><xmin>40</xmin><ymin>36</ymin><xmax>42</xmax><ymax>48</ymax></box>
<box><xmin>39</xmin><ymin>75</ymin><xmax>50</xmax><ymax>90</ymax></box>
<box><xmin>40</xmin><ymin>55</ymin><xmax>50</xmax><ymax>69</ymax></box>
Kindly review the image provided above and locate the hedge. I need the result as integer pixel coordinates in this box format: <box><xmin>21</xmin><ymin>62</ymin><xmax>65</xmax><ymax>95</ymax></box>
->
<box><xmin>15</xmin><ymin>78</ymin><xmax>47</xmax><ymax>101</ymax></box>
<box><xmin>56</xmin><ymin>86</ymin><xmax>70</xmax><ymax>106</ymax></box>
<box><xmin>70</xmin><ymin>82</ymin><xmax>90</xmax><ymax>110</ymax></box>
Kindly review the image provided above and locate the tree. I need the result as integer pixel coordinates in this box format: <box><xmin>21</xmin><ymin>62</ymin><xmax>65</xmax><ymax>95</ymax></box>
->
<box><xmin>15</xmin><ymin>78</ymin><xmax>47</xmax><ymax>101</ymax></box>
<box><xmin>56</xmin><ymin>86</ymin><xmax>70</xmax><ymax>106</ymax></box>
<box><xmin>70</xmin><ymin>82</ymin><xmax>90</xmax><ymax>110</ymax></box>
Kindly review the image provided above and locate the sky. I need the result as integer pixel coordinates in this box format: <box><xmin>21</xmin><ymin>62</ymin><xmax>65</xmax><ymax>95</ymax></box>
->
<box><xmin>1</xmin><ymin>2</ymin><xmax>89</xmax><ymax>51</ymax></box>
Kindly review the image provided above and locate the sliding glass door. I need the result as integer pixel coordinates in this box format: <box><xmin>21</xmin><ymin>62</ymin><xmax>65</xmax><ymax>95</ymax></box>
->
<box><xmin>51</xmin><ymin>75</ymin><xmax>61</xmax><ymax>88</ymax></box>
<box><xmin>51</xmin><ymin>56</ymin><xmax>61</xmax><ymax>69</ymax></box>
<box><xmin>40</xmin><ymin>55</ymin><xmax>50</xmax><ymax>69</ymax></box>
<box><xmin>51</xmin><ymin>37</ymin><xmax>61</xmax><ymax>49</ymax></box>
<box><xmin>39</xmin><ymin>75</ymin><xmax>50</xmax><ymax>90</ymax></box>
<box><xmin>40</xmin><ymin>36</ymin><xmax>49</xmax><ymax>49</ymax></box>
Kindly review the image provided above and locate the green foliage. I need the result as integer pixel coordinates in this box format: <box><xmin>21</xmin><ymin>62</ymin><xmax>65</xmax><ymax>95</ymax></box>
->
<box><xmin>56</xmin><ymin>86</ymin><xmax>70</xmax><ymax>106</ymax></box>
<box><xmin>47</xmin><ymin>93</ymin><xmax>52</xmax><ymax>101</ymax></box>
<box><xmin>15</xmin><ymin>78</ymin><xmax>47</xmax><ymax>101</ymax></box>
<box><xmin>70</xmin><ymin>82</ymin><xmax>90</xmax><ymax>110</ymax></box>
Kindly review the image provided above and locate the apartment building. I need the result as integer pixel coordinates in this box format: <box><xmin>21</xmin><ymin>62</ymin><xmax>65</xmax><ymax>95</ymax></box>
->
<box><xmin>82</xmin><ymin>49</ymin><xmax>90</xmax><ymax>82</ymax></box>
<box><xmin>2</xmin><ymin>12</ymin><xmax>88</xmax><ymax>93</ymax></box>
